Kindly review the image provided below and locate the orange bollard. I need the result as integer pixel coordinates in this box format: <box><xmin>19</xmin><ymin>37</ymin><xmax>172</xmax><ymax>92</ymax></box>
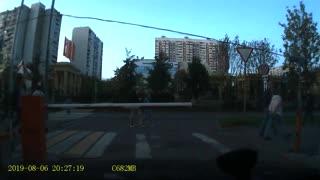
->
<box><xmin>21</xmin><ymin>96</ymin><xmax>47</xmax><ymax>164</ymax></box>
<box><xmin>294</xmin><ymin>111</ymin><xmax>302</xmax><ymax>153</ymax></box>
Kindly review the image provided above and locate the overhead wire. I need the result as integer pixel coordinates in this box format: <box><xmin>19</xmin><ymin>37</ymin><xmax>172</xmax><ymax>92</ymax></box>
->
<box><xmin>62</xmin><ymin>14</ymin><xmax>284</xmax><ymax>57</ymax></box>
<box><xmin>1</xmin><ymin>9</ymin><xmax>284</xmax><ymax>57</ymax></box>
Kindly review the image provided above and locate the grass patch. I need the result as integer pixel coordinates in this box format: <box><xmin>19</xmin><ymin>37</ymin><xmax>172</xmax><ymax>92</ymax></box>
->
<box><xmin>283</xmin><ymin>114</ymin><xmax>320</xmax><ymax>126</ymax></box>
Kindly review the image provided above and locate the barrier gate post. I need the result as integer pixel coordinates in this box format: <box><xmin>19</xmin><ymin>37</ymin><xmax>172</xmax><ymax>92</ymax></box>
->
<box><xmin>21</xmin><ymin>96</ymin><xmax>47</xmax><ymax>163</ymax></box>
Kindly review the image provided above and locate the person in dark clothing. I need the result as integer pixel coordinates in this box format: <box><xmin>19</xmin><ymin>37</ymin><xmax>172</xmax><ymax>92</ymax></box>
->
<box><xmin>259</xmin><ymin>86</ymin><xmax>273</xmax><ymax>137</ymax></box>
<box><xmin>129</xmin><ymin>92</ymin><xmax>145</xmax><ymax>127</ymax></box>
<box><xmin>141</xmin><ymin>93</ymin><xmax>153</xmax><ymax>126</ymax></box>
<box><xmin>303</xmin><ymin>90</ymin><xmax>314</xmax><ymax>125</ymax></box>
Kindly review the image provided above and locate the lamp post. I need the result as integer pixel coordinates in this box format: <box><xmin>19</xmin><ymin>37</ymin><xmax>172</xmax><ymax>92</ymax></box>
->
<box><xmin>44</xmin><ymin>0</ymin><xmax>55</xmax><ymax>104</ymax></box>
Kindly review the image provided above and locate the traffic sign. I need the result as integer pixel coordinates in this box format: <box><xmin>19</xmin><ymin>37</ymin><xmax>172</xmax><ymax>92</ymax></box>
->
<box><xmin>258</xmin><ymin>64</ymin><xmax>270</xmax><ymax>75</ymax></box>
<box><xmin>237</xmin><ymin>47</ymin><xmax>253</xmax><ymax>63</ymax></box>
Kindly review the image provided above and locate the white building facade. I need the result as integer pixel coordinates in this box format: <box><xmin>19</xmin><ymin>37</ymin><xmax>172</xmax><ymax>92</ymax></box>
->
<box><xmin>155</xmin><ymin>36</ymin><xmax>226</xmax><ymax>73</ymax></box>
<box><xmin>269</xmin><ymin>66</ymin><xmax>289</xmax><ymax>76</ymax></box>
<box><xmin>71</xmin><ymin>27</ymin><xmax>103</xmax><ymax>80</ymax></box>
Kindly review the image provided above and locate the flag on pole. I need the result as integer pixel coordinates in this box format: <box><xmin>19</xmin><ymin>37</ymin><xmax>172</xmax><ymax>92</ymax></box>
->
<box><xmin>63</xmin><ymin>37</ymin><xmax>76</xmax><ymax>61</ymax></box>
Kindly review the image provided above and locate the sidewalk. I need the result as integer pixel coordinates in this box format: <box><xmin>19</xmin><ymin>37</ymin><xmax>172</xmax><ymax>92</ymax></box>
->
<box><xmin>216</xmin><ymin>124</ymin><xmax>320</xmax><ymax>172</ymax></box>
<box><xmin>48</xmin><ymin>109</ymin><xmax>95</xmax><ymax>121</ymax></box>
<box><xmin>46</xmin><ymin>109</ymin><xmax>95</xmax><ymax>129</ymax></box>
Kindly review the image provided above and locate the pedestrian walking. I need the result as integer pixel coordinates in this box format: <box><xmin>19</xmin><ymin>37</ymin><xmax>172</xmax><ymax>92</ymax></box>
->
<box><xmin>143</xmin><ymin>93</ymin><xmax>153</xmax><ymax>126</ymax></box>
<box><xmin>129</xmin><ymin>107</ymin><xmax>143</xmax><ymax>127</ymax></box>
<box><xmin>129</xmin><ymin>93</ymin><xmax>145</xmax><ymax>127</ymax></box>
<box><xmin>259</xmin><ymin>86</ymin><xmax>272</xmax><ymax>137</ymax></box>
<box><xmin>303</xmin><ymin>90</ymin><xmax>314</xmax><ymax>125</ymax></box>
<box><xmin>262</xmin><ymin>87</ymin><xmax>285</xmax><ymax>140</ymax></box>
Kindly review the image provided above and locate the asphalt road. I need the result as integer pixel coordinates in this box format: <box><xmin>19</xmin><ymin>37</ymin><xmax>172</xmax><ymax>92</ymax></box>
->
<box><xmin>5</xmin><ymin>111</ymin><xmax>320</xmax><ymax>180</ymax></box>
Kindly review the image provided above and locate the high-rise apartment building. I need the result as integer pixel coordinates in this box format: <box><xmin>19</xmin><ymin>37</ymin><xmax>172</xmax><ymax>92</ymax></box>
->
<box><xmin>155</xmin><ymin>36</ymin><xmax>228</xmax><ymax>73</ymax></box>
<box><xmin>71</xmin><ymin>27</ymin><xmax>103</xmax><ymax>80</ymax></box>
<box><xmin>0</xmin><ymin>3</ymin><xmax>62</xmax><ymax>74</ymax></box>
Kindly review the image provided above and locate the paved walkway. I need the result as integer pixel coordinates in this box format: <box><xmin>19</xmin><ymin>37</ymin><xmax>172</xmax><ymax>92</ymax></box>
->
<box><xmin>216</xmin><ymin>124</ymin><xmax>320</xmax><ymax>172</ymax></box>
<box><xmin>1</xmin><ymin>110</ymin><xmax>319</xmax><ymax>177</ymax></box>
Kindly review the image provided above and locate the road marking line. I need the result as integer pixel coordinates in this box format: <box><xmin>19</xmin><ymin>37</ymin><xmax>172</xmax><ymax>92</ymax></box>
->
<box><xmin>136</xmin><ymin>134</ymin><xmax>152</xmax><ymax>159</ymax></box>
<box><xmin>47</xmin><ymin>130</ymin><xmax>77</xmax><ymax>148</ymax></box>
<box><xmin>47</xmin><ymin>130</ymin><xmax>64</xmax><ymax>139</ymax></box>
<box><xmin>64</xmin><ymin>131</ymin><xmax>104</xmax><ymax>157</ymax></box>
<box><xmin>84</xmin><ymin>132</ymin><xmax>116</xmax><ymax>158</ymax></box>
<box><xmin>192</xmin><ymin>133</ymin><xmax>231</xmax><ymax>154</ymax></box>
<box><xmin>48</xmin><ymin>131</ymin><xmax>91</xmax><ymax>154</ymax></box>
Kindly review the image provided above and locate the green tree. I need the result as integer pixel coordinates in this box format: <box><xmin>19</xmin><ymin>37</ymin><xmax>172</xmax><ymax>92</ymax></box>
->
<box><xmin>217</xmin><ymin>35</ymin><xmax>230</xmax><ymax>75</ymax></box>
<box><xmin>279</xmin><ymin>1</ymin><xmax>320</xmax><ymax>93</ymax></box>
<box><xmin>96</xmin><ymin>79</ymin><xmax>114</xmax><ymax>102</ymax></box>
<box><xmin>147</xmin><ymin>52</ymin><xmax>172</xmax><ymax>102</ymax></box>
<box><xmin>188</xmin><ymin>56</ymin><xmax>209</xmax><ymax>100</ymax></box>
<box><xmin>227</xmin><ymin>35</ymin><xmax>279</xmax><ymax>76</ymax></box>
<box><xmin>79</xmin><ymin>74</ymin><xmax>96</xmax><ymax>103</ymax></box>
<box><xmin>112</xmin><ymin>48</ymin><xmax>143</xmax><ymax>102</ymax></box>
<box><xmin>173</xmin><ymin>69</ymin><xmax>191</xmax><ymax>101</ymax></box>
<box><xmin>246</xmin><ymin>39</ymin><xmax>279</xmax><ymax>74</ymax></box>
<box><xmin>228</xmin><ymin>35</ymin><xmax>242</xmax><ymax>76</ymax></box>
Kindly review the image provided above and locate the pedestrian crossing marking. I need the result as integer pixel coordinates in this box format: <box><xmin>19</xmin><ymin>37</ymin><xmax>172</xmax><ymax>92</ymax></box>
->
<box><xmin>47</xmin><ymin>130</ymin><xmax>64</xmax><ymax>139</ymax></box>
<box><xmin>136</xmin><ymin>134</ymin><xmax>152</xmax><ymax>159</ymax></box>
<box><xmin>84</xmin><ymin>132</ymin><xmax>116</xmax><ymax>158</ymax></box>
<box><xmin>192</xmin><ymin>133</ymin><xmax>231</xmax><ymax>153</ymax></box>
<box><xmin>48</xmin><ymin>131</ymin><xmax>91</xmax><ymax>155</ymax></box>
<box><xmin>42</xmin><ymin>131</ymin><xmax>231</xmax><ymax>159</ymax></box>
<box><xmin>47</xmin><ymin>130</ymin><xmax>77</xmax><ymax>148</ymax></box>
<box><xmin>64</xmin><ymin>131</ymin><xmax>104</xmax><ymax>157</ymax></box>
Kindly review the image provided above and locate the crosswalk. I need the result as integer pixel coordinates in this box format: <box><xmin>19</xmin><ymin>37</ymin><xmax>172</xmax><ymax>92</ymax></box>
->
<box><xmin>14</xmin><ymin>130</ymin><xmax>231</xmax><ymax>160</ymax></box>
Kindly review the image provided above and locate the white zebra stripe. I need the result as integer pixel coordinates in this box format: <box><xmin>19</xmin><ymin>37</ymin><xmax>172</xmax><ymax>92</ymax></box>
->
<box><xmin>192</xmin><ymin>133</ymin><xmax>231</xmax><ymax>154</ymax></box>
<box><xmin>84</xmin><ymin>132</ymin><xmax>116</xmax><ymax>158</ymax></box>
<box><xmin>136</xmin><ymin>134</ymin><xmax>152</xmax><ymax>159</ymax></box>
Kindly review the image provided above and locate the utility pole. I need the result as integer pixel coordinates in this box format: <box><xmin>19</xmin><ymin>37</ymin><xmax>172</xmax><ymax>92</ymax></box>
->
<box><xmin>8</xmin><ymin>0</ymin><xmax>24</xmax><ymax>164</ymax></box>
<box><xmin>243</xmin><ymin>61</ymin><xmax>247</xmax><ymax>112</ymax></box>
<box><xmin>237</xmin><ymin>47</ymin><xmax>253</xmax><ymax>113</ymax></box>
<box><xmin>44</xmin><ymin>0</ymin><xmax>55</xmax><ymax>105</ymax></box>
<box><xmin>295</xmin><ymin>67</ymin><xmax>303</xmax><ymax>153</ymax></box>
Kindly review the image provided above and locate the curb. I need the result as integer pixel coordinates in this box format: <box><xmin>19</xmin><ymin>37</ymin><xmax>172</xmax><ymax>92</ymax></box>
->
<box><xmin>283</xmin><ymin>153</ymin><xmax>320</xmax><ymax>170</ymax></box>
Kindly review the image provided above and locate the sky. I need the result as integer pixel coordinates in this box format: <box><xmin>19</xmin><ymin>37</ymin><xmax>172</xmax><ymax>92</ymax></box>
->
<box><xmin>1</xmin><ymin>0</ymin><xmax>319</xmax><ymax>79</ymax></box>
